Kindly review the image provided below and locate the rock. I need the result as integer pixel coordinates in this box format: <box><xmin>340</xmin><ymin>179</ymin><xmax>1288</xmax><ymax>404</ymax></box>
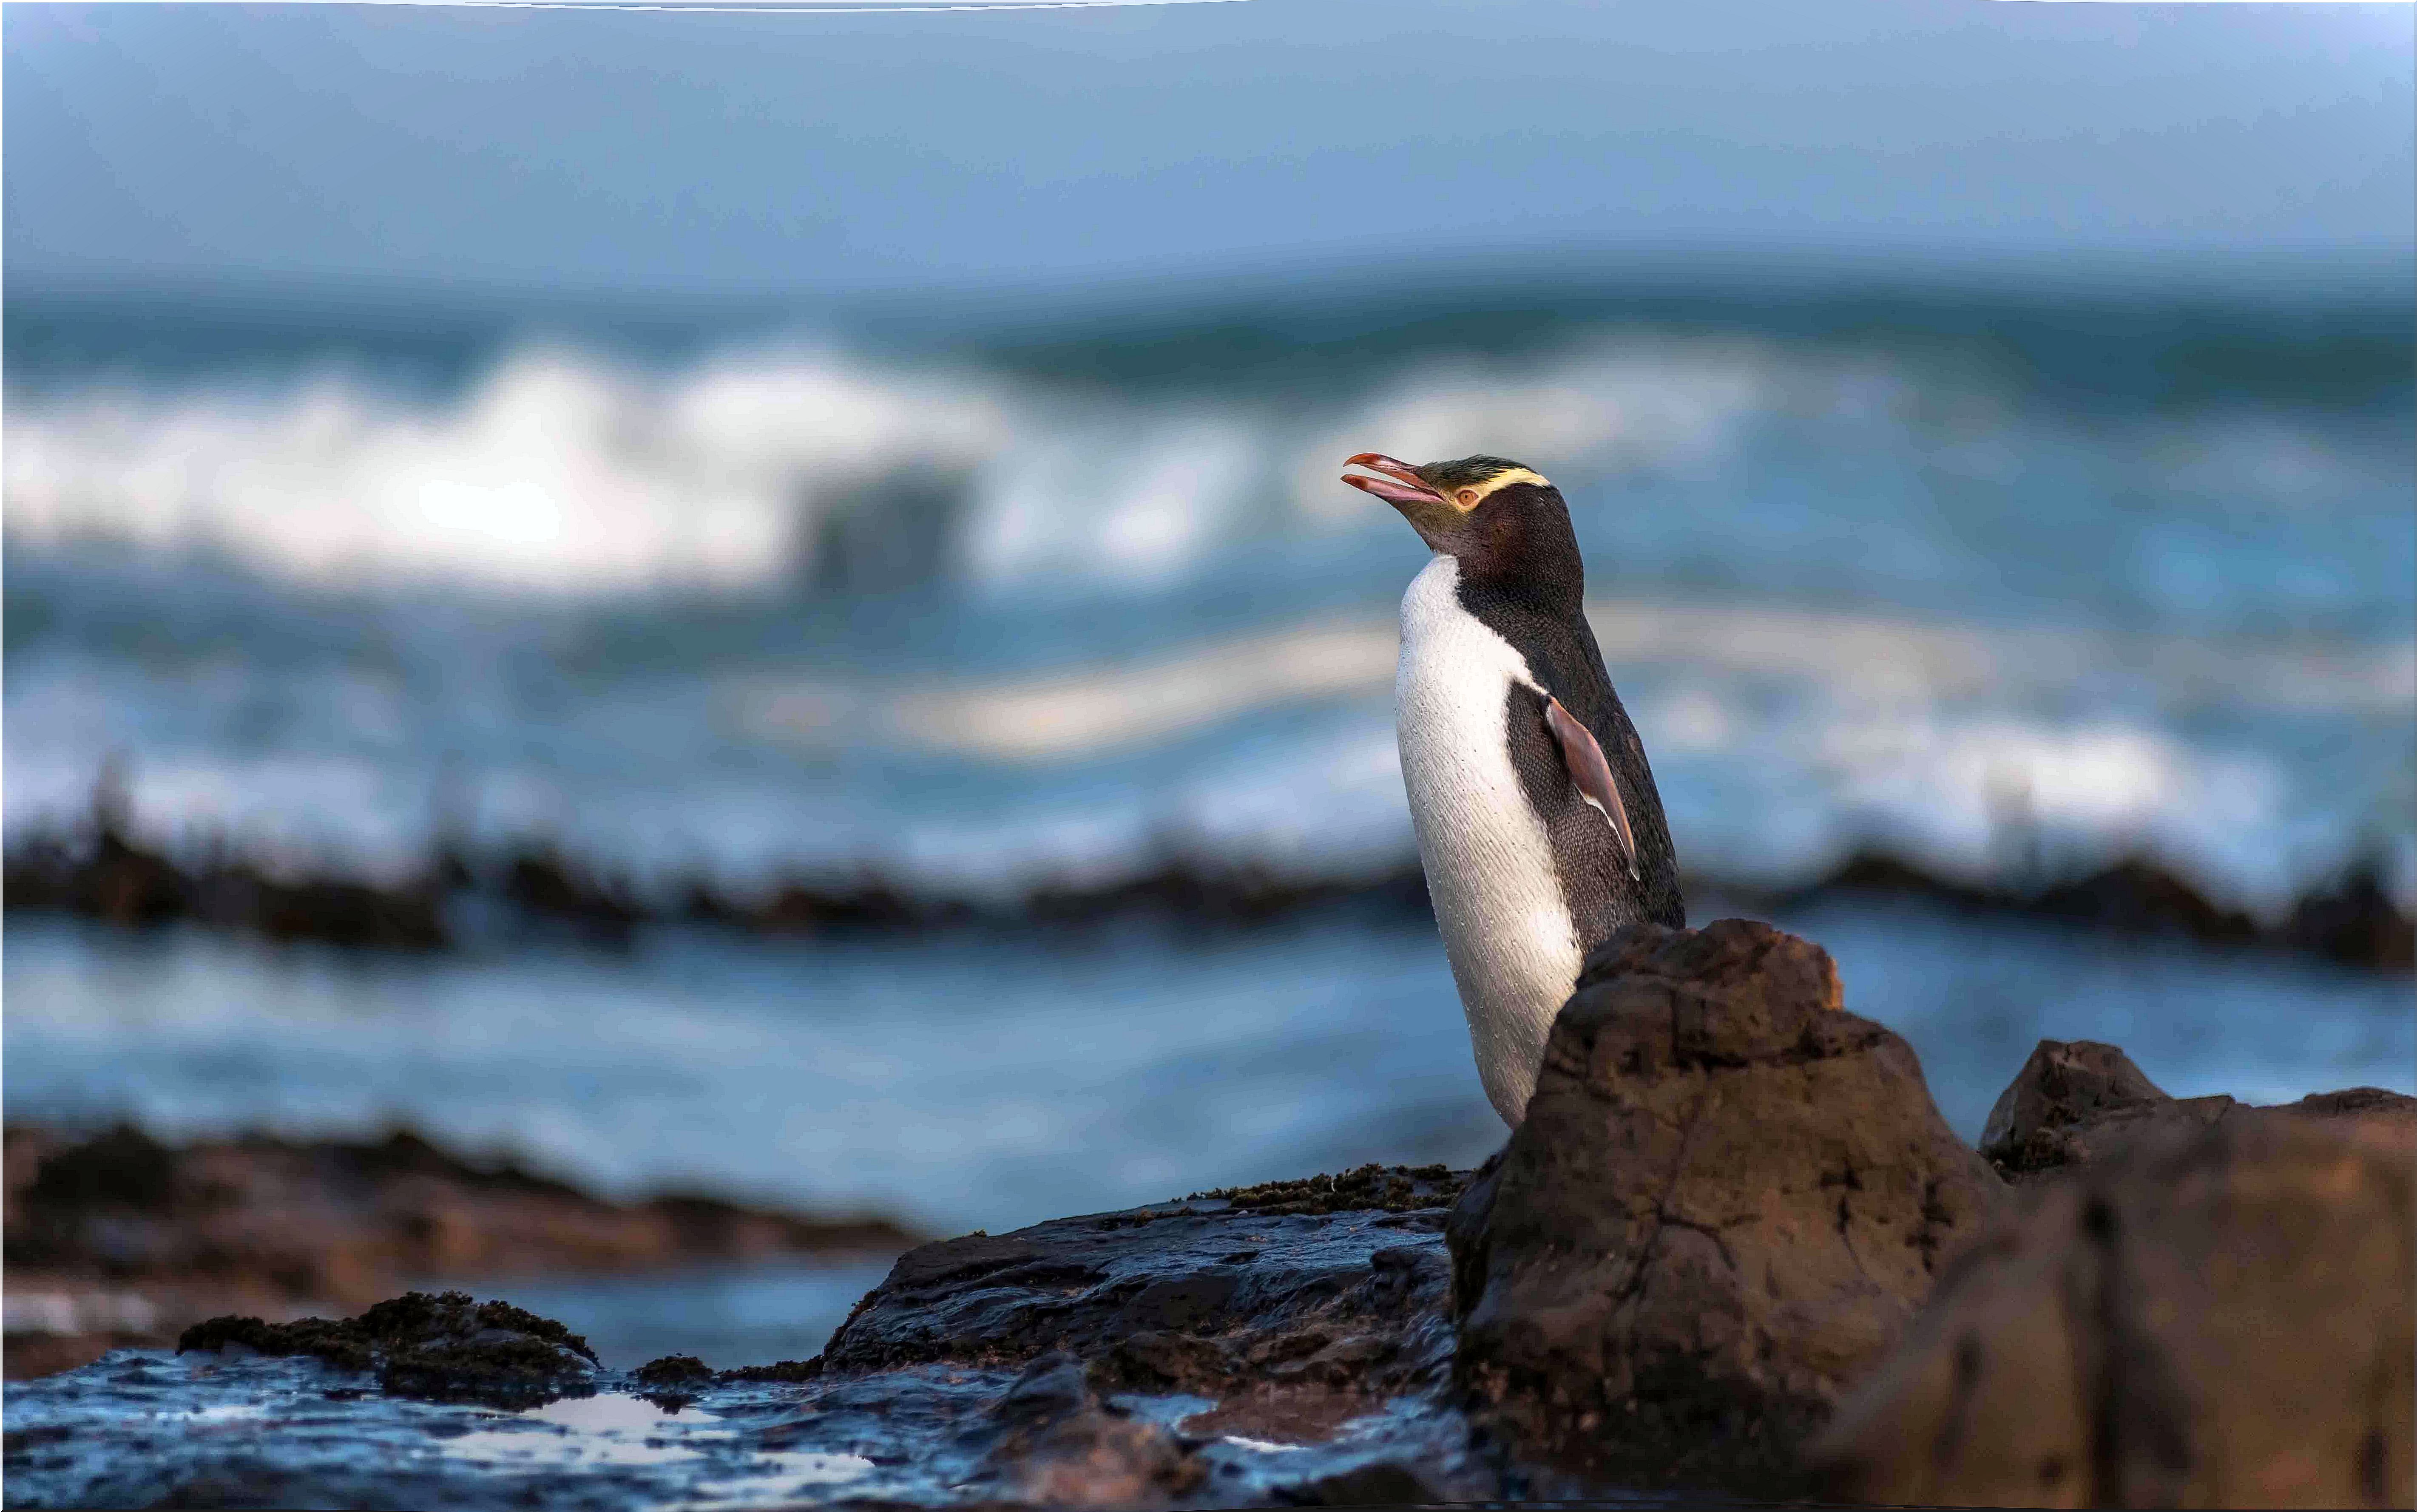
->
<box><xmin>724</xmin><ymin>1164</ymin><xmax>1505</xmax><ymax>1496</ymax></box>
<box><xmin>971</xmin><ymin>1352</ymin><xmax>1204</xmax><ymax>1507</ymax></box>
<box><xmin>1977</xmin><ymin>1039</ymin><xmax>2198</xmax><ymax>1177</ymax></box>
<box><xmin>1</xmin><ymin>763</ymin><xmax>451</xmax><ymax>950</ymax></box>
<box><xmin>1789</xmin><ymin>845</ymin><xmax>2415</xmax><ymax>970</ymax></box>
<box><xmin>630</xmin><ymin>1353</ymin><xmax>716</xmax><ymax>1407</ymax></box>
<box><xmin>1809</xmin><ymin>1114</ymin><xmax>2414</xmax><ymax>1508</ymax></box>
<box><xmin>22</xmin><ymin>1124</ymin><xmax>178</xmax><ymax>1212</ymax></box>
<box><xmin>824</xmin><ymin>1166</ymin><xmax>1469</xmax><ymax>1449</ymax></box>
<box><xmin>3</xmin><ymin>1122</ymin><xmax>919</xmax><ymax>1379</ymax></box>
<box><xmin>2027</xmin><ymin>859</ymin><xmax>2258</xmax><ymax>945</ymax></box>
<box><xmin>178</xmin><ymin>1290</ymin><xmax>599</xmax><ymax>1407</ymax></box>
<box><xmin>1272</xmin><ymin>1461</ymin><xmax>1446</xmax><ymax>1505</ymax></box>
<box><xmin>8</xmin><ymin>1088</ymin><xmax>2406</xmax><ymax>1509</ymax></box>
<box><xmin>1979</xmin><ymin>1038</ymin><xmax>2417</xmax><ymax>1181</ymax></box>
<box><xmin>720</xmin><ymin>1356</ymin><xmax>823</xmax><ymax>1382</ymax></box>
<box><xmin>1798</xmin><ymin>848</ymin><xmax>2003</xmax><ymax>913</ymax></box>
<box><xmin>16</xmin><ymin>758</ymin><xmax>2406</xmax><ymax>968</ymax></box>
<box><xmin>500</xmin><ymin>843</ymin><xmax>644</xmax><ymax>947</ymax></box>
<box><xmin>1193</xmin><ymin>1165</ymin><xmax>1464</xmax><ymax>1217</ymax></box>
<box><xmin>1447</xmin><ymin>919</ymin><xmax>2001</xmax><ymax>1490</ymax></box>
<box><xmin>2281</xmin><ymin>858</ymin><xmax>2417</xmax><ymax>972</ymax></box>
<box><xmin>2289</xmin><ymin>1085</ymin><xmax>2417</xmax><ymax>1130</ymax></box>
<box><xmin>0</xmin><ymin>1169</ymin><xmax>1500</xmax><ymax>1506</ymax></box>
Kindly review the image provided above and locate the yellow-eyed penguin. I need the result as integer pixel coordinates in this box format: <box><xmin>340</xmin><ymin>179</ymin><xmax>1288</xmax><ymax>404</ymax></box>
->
<box><xmin>1343</xmin><ymin>453</ymin><xmax>1685</xmax><ymax>1126</ymax></box>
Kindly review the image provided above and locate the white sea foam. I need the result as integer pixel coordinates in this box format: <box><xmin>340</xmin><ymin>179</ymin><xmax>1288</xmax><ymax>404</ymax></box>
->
<box><xmin>4</xmin><ymin>345</ymin><xmax>1008</xmax><ymax>593</ymax></box>
<box><xmin>2</xmin><ymin>335</ymin><xmax>1796</xmax><ymax>596</ymax></box>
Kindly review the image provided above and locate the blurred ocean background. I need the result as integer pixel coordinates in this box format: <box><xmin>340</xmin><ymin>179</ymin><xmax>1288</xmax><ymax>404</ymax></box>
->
<box><xmin>4</xmin><ymin>1</ymin><xmax>2412</xmax><ymax>1356</ymax></box>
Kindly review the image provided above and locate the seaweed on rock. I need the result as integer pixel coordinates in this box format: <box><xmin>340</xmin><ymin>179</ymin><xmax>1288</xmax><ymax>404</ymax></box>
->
<box><xmin>177</xmin><ymin>1291</ymin><xmax>597</xmax><ymax>1407</ymax></box>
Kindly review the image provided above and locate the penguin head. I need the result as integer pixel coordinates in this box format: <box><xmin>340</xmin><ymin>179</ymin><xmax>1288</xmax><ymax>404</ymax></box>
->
<box><xmin>1341</xmin><ymin>453</ymin><xmax>1579</xmax><ymax>589</ymax></box>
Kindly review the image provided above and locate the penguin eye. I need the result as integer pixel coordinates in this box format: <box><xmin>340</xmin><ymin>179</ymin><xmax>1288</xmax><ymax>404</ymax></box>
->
<box><xmin>1456</xmin><ymin>488</ymin><xmax>1480</xmax><ymax>509</ymax></box>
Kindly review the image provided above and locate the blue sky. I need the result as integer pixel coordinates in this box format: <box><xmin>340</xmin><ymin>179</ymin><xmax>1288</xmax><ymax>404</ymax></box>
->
<box><xmin>5</xmin><ymin>1</ymin><xmax>2411</xmax><ymax>298</ymax></box>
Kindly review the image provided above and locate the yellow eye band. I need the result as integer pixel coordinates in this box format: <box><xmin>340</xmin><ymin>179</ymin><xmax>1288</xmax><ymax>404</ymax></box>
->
<box><xmin>1448</xmin><ymin>468</ymin><xmax>1551</xmax><ymax>509</ymax></box>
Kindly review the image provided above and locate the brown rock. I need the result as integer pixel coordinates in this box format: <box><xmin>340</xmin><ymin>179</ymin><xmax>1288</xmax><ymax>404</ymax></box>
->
<box><xmin>3</xmin><ymin>1122</ymin><xmax>917</xmax><ymax>1378</ymax></box>
<box><xmin>1980</xmin><ymin>1038</ymin><xmax>2416</xmax><ymax>1182</ymax></box>
<box><xmin>1809</xmin><ymin>1114</ymin><xmax>2414</xmax><ymax>1509</ymax></box>
<box><xmin>1446</xmin><ymin>918</ymin><xmax>2001</xmax><ymax>1489</ymax></box>
<box><xmin>1978</xmin><ymin>1039</ymin><xmax>2197</xmax><ymax>1177</ymax></box>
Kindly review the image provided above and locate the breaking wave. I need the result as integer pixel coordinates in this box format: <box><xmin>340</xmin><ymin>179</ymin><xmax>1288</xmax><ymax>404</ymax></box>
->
<box><xmin>5</xmin><ymin>309</ymin><xmax>2411</xmax><ymax>920</ymax></box>
<box><xmin>2</xmin><ymin>333</ymin><xmax>1897</xmax><ymax>600</ymax></box>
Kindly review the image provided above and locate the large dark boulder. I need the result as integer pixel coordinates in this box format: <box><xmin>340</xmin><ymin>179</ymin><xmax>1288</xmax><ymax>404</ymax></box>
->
<box><xmin>1809</xmin><ymin>1112</ymin><xmax>2414</xmax><ymax>1508</ymax></box>
<box><xmin>1446</xmin><ymin>919</ymin><xmax>2001</xmax><ymax>1489</ymax></box>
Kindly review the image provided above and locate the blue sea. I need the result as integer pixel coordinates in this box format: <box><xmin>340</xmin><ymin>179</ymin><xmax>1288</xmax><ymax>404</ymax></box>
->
<box><xmin>4</xmin><ymin>265</ymin><xmax>2412</xmax><ymax>1346</ymax></box>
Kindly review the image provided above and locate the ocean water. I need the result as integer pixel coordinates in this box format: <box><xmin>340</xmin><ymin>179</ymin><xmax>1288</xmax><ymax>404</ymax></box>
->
<box><xmin>6</xmin><ymin>903</ymin><xmax>2409</xmax><ymax>1244</ymax></box>
<box><xmin>7</xmin><ymin>274</ymin><xmax>2411</xmax><ymax>913</ymax></box>
<box><xmin>4</xmin><ymin>267</ymin><xmax>2413</xmax><ymax>1263</ymax></box>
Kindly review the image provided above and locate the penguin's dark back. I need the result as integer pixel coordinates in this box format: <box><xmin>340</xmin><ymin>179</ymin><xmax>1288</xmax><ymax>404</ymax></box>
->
<box><xmin>1455</xmin><ymin>575</ymin><xmax>1688</xmax><ymax>933</ymax></box>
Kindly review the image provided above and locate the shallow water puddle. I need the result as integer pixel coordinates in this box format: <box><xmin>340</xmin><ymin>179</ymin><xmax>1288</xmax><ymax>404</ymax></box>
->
<box><xmin>665</xmin><ymin>1450</ymin><xmax>883</xmax><ymax>1509</ymax></box>
<box><xmin>441</xmin><ymin>1393</ymin><xmax>733</xmax><ymax>1467</ymax></box>
<box><xmin>152</xmin><ymin>1401</ymin><xmax>273</xmax><ymax>1422</ymax></box>
<box><xmin>438</xmin><ymin>1393</ymin><xmax>873</xmax><ymax>1499</ymax></box>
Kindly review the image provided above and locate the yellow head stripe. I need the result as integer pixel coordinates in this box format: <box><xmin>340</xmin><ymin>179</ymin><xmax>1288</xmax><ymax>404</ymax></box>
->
<box><xmin>1448</xmin><ymin>468</ymin><xmax>1551</xmax><ymax>509</ymax></box>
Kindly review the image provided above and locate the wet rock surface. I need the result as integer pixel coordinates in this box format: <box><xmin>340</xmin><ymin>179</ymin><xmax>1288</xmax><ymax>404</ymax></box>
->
<box><xmin>1812</xmin><ymin>1112</ymin><xmax>2415</xmax><ymax>1509</ymax></box>
<box><xmin>2</xmin><ymin>1177</ymin><xmax>1560</xmax><ymax>1510</ymax></box>
<box><xmin>1445</xmin><ymin>919</ymin><xmax>2003</xmax><ymax>1492</ymax></box>
<box><xmin>823</xmin><ymin>1164</ymin><xmax>1466</xmax><ymax>1399</ymax></box>
<box><xmin>3</xmin><ymin>1122</ymin><xmax>918</xmax><ymax>1380</ymax></box>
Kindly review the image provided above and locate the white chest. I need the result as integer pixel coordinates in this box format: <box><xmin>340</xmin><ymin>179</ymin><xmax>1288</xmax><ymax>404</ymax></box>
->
<box><xmin>1395</xmin><ymin>556</ymin><xmax>1582</xmax><ymax>1126</ymax></box>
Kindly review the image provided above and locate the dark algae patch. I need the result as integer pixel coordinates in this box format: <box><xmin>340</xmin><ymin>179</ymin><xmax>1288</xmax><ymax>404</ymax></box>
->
<box><xmin>718</xmin><ymin>1356</ymin><xmax>824</xmax><ymax>1383</ymax></box>
<box><xmin>15</xmin><ymin>765</ymin><xmax>2409</xmax><ymax>969</ymax></box>
<box><xmin>178</xmin><ymin>1290</ymin><xmax>597</xmax><ymax>1407</ymax></box>
<box><xmin>23</xmin><ymin>1123</ymin><xmax>179</xmax><ymax>1212</ymax></box>
<box><xmin>632</xmin><ymin>1354</ymin><xmax>714</xmax><ymax>1386</ymax></box>
<box><xmin>631</xmin><ymin>1352</ymin><xmax>719</xmax><ymax>1408</ymax></box>
<box><xmin>1189</xmin><ymin>1163</ymin><xmax>1468</xmax><ymax>1216</ymax></box>
<box><xmin>632</xmin><ymin>1352</ymin><xmax>825</xmax><ymax>1402</ymax></box>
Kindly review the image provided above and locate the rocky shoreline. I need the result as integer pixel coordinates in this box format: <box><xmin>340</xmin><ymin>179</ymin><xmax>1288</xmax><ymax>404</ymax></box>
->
<box><xmin>6</xmin><ymin>918</ymin><xmax>2409</xmax><ymax>1509</ymax></box>
<box><xmin>2</xmin><ymin>1122</ymin><xmax>919</xmax><ymax>1382</ymax></box>
<box><xmin>9</xmin><ymin>770</ymin><xmax>2411</xmax><ymax>969</ymax></box>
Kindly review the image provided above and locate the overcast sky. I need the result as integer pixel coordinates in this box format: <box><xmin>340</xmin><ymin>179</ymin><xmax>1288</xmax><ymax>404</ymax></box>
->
<box><xmin>6</xmin><ymin>1</ymin><xmax>2411</xmax><ymax>299</ymax></box>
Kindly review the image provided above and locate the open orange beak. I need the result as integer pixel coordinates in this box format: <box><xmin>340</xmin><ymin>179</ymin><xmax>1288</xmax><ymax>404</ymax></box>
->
<box><xmin>1341</xmin><ymin>453</ymin><xmax>1451</xmax><ymax>511</ymax></box>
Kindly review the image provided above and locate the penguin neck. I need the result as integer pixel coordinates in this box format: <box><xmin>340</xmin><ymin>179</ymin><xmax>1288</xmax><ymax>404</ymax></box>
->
<box><xmin>1439</xmin><ymin>542</ymin><xmax>1585</xmax><ymax>622</ymax></box>
<box><xmin>1433</xmin><ymin>499</ymin><xmax>1586</xmax><ymax>620</ymax></box>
